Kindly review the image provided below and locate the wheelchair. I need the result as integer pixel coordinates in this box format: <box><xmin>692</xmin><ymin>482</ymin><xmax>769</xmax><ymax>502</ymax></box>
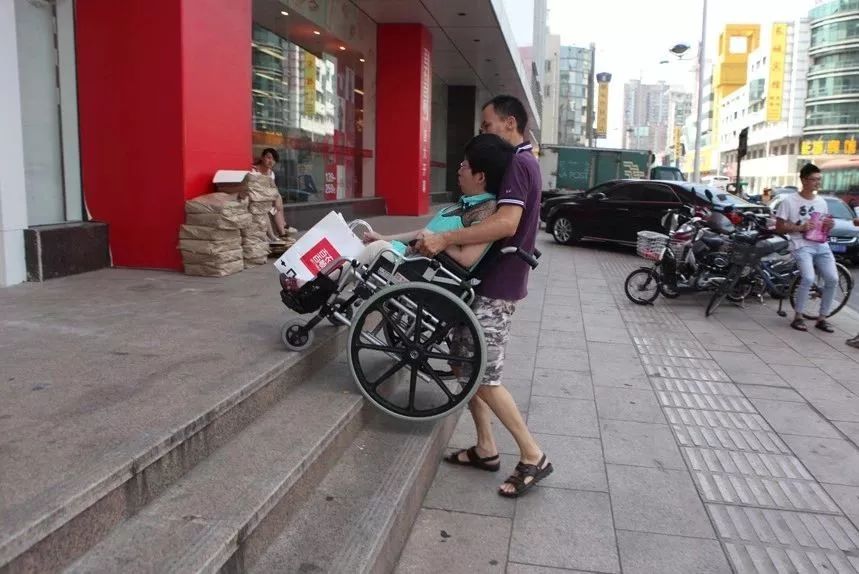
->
<box><xmin>276</xmin><ymin>221</ymin><xmax>540</xmax><ymax>422</ymax></box>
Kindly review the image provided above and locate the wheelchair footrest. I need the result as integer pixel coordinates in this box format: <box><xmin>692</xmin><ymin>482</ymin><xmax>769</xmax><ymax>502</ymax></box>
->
<box><xmin>280</xmin><ymin>274</ymin><xmax>338</xmax><ymax>314</ymax></box>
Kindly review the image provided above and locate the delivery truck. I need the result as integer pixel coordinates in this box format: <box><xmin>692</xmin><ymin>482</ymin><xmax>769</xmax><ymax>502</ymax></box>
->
<box><xmin>539</xmin><ymin>145</ymin><xmax>684</xmax><ymax>201</ymax></box>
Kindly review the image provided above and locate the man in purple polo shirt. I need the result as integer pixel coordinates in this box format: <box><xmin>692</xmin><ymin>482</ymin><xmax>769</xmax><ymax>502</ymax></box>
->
<box><xmin>417</xmin><ymin>95</ymin><xmax>551</xmax><ymax>498</ymax></box>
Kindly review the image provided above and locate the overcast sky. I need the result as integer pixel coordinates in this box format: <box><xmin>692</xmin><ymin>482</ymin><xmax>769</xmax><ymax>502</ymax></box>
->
<box><xmin>501</xmin><ymin>0</ymin><xmax>816</xmax><ymax>147</ymax></box>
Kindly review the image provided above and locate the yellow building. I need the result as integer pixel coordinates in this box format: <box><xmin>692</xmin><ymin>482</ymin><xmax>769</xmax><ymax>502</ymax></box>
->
<box><xmin>685</xmin><ymin>24</ymin><xmax>760</xmax><ymax>177</ymax></box>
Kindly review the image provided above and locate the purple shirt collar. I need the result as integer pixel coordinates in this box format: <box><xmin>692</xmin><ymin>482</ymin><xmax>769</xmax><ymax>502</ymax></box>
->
<box><xmin>515</xmin><ymin>141</ymin><xmax>533</xmax><ymax>154</ymax></box>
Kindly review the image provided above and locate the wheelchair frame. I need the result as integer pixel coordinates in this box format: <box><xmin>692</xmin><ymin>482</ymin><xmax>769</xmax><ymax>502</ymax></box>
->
<box><xmin>277</xmin><ymin>220</ymin><xmax>538</xmax><ymax>421</ymax></box>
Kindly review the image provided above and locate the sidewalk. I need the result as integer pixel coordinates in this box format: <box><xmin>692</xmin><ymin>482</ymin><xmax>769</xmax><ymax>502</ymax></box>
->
<box><xmin>396</xmin><ymin>235</ymin><xmax>859</xmax><ymax>574</ymax></box>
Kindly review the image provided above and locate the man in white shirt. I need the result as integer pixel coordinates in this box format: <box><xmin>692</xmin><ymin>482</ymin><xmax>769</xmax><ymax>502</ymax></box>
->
<box><xmin>775</xmin><ymin>163</ymin><xmax>837</xmax><ymax>332</ymax></box>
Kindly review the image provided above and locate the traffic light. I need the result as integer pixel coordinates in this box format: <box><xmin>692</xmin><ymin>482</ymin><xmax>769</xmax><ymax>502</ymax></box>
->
<box><xmin>738</xmin><ymin>127</ymin><xmax>749</xmax><ymax>159</ymax></box>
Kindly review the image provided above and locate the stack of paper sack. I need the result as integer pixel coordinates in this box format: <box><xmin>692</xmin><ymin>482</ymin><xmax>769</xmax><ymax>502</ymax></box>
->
<box><xmin>179</xmin><ymin>192</ymin><xmax>250</xmax><ymax>277</ymax></box>
<box><xmin>242</xmin><ymin>174</ymin><xmax>280</xmax><ymax>266</ymax></box>
<box><xmin>213</xmin><ymin>171</ymin><xmax>284</xmax><ymax>268</ymax></box>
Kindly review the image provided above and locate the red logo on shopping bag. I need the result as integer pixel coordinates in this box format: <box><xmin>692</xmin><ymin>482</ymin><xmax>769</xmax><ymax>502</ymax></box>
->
<box><xmin>300</xmin><ymin>238</ymin><xmax>341</xmax><ymax>274</ymax></box>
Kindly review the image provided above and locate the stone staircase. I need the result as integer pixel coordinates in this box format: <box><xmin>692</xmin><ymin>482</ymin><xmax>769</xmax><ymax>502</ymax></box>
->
<box><xmin>0</xmin><ymin>329</ymin><xmax>456</xmax><ymax>574</ymax></box>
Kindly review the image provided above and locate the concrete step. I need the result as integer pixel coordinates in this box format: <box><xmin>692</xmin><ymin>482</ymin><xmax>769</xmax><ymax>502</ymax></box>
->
<box><xmin>62</xmin><ymin>360</ymin><xmax>458</xmax><ymax>574</ymax></box>
<box><xmin>249</xmin><ymin>411</ymin><xmax>459</xmax><ymax>574</ymax></box>
<box><xmin>62</xmin><ymin>355</ymin><xmax>367</xmax><ymax>573</ymax></box>
<box><xmin>1</xmin><ymin>325</ymin><xmax>347</xmax><ymax>574</ymax></box>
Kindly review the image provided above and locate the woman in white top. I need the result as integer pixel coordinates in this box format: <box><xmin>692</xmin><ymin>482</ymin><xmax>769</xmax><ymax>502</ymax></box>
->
<box><xmin>251</xmin><ymin>148</ymin><xmax>291</xmax><ymax>239</ymax></box>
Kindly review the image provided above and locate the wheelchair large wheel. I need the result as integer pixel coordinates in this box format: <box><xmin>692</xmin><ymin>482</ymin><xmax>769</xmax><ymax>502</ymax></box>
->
<box><xmin>347</xmin><ymin>282</ymin><xmax>486</xmax><ymax>421</ymax></box>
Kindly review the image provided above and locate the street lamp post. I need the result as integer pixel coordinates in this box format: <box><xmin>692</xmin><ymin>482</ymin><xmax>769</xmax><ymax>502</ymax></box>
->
<box><xmin>693</xmin><ymin>0</ymin><xmax>708</xmax><ymax>183</ymax></box>
<box><xmin>667</xmin><ymin>0</ymin><xmax>708</xmax><ymax>182</ymax></box>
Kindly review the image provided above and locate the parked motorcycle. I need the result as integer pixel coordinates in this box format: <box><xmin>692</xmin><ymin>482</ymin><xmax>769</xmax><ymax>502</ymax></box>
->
<box><xmin>710</xmin><ymin>211</ymin><xmax>855</xmax><ymax>318</ymax></box>
<box><xmin>624</xmin><ymin>205</ymin><xmax>737</xmax><ymax>305</ymax></box>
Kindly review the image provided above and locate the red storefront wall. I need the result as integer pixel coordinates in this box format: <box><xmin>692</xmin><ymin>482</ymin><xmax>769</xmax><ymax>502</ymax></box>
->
<box><xmin>75</xmin><ymin>0</ymin><xmax>252</xmax><ymax>270</ymax></box>
<box><xmin>376</xmin><ymin>24</ymin><xmax>433</xmax><ymax>216</ymax></box>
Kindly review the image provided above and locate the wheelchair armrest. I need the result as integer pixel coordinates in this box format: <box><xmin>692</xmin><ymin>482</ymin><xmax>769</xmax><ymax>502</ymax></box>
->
<box><xmin>432</xmin><ymin>252</ymin><xmax>471</xmax><ymax>279</ymax></box>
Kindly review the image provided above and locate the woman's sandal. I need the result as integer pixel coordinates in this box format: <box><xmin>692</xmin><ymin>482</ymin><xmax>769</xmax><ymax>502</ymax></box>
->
<box><xmin>790</xmin><ymin>318</ymin><xmax>808</xmax><ymax>331</ymax></box>
<box><xmin>498</xmin><ymin>454</ymin><xmax>554</xmax><ymax>498</ymax></box>
<box><xmin>815</xmin><ymin>319</ymin><xmax>835</xmax><ymax>333</ymax></box>
<box><xmin>444</xmin><ymin>447</ymin><xmax>501</xmax><ymax>472</ymax></box>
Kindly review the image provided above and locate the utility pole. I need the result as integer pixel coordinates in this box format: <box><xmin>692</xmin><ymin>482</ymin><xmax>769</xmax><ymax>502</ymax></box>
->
<box><xmin>586</xmin><ymin>43</ymin><xmax>596</xmax><ymax>147</ymax></box>
<box><xmin>736</xmin><ymin>127</ymin><xmax>748</xmax><ymax>196</ymax></box>
<box><xmin>692</xmin><ymin>0</ymin><xmax>708</xmax><ymax>182</ymax></box>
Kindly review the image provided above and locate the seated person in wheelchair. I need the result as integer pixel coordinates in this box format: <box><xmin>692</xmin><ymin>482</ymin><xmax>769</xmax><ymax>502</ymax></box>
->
<box><xmin>358</xmin><ymin>132</ymin><xmax>514</xmax><ymax>269</ymax></box>
<box><xmin>283</xmin><ymin>133</ymin><xmax>514</xmax><ymax>292</ymax></box>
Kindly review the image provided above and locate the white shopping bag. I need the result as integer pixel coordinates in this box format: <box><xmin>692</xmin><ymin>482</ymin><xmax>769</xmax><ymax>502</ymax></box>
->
<box><xmin>272</xmin><ymin>211</ymin><xmax>365</xmax><ymax>281</ymax></box>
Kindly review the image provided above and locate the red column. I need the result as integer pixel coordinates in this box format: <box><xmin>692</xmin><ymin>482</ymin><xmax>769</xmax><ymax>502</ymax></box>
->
<box><xmin>76</xmin><ymin>0</ymin><xmax>251</xmax><ymax>270</ymax></box>
<box><xmin>376</xmin><ymin>24</ymin><xmax>433</xmax><ymax>216</ymax></box>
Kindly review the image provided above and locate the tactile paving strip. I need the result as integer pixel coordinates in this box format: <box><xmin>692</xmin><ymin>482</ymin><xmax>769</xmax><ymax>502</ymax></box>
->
<box><xmin>651</xmin><ymin>378</ymin><xmax>745</xmax><ymax>396</ymax></box>
<box><xmin>710</xmin><ymin>505</ymin><xmax>859</xmax><ymax>573</ymax></box>
<box><xmin>657</xmin><ymin>390</ymin><xmax>756</xmax><ymax>412</ymax></box>
<box><xmin>666</xmin><ymin>408</ymin><xmax>792</xmax><ymax>455</ymax></box>
<box><xmin>640</xmin><ymin>354</ymin><xmax>725</xmax><ymax>371</ymax></box>
<box><xmin>693</xmin><ymin>470</ymin><xmax>840</xmax><ymax>513</ymax></box>
<box><xmin>634</xmin><ymin>342</ymin><xmax>712</xmax><ymax>359</ymax></box>
<box><xmin>626</xmin><ymin>324</ymin><xmax>695</xmax><ymax>339</ymax></box>
<box><xmin>646</xmin><ymin>364</ymin><xmax>733</xmax><ymax>382</ymax></box>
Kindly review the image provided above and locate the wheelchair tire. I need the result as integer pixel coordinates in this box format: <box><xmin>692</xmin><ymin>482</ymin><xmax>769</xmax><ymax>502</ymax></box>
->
<box><xmin>348</xmin><ymin>282</ymin><xmax>486</xmax><ymax>421</ymax></box>
<box><xmin>789</xmin><ymin>262</ymin><xmax>854</xmax><ymax>320</ymax></box>
<box><xmin>281</xmin><ymin>318</ymin><xmax>315</xmax><ymax>351</ymax></box>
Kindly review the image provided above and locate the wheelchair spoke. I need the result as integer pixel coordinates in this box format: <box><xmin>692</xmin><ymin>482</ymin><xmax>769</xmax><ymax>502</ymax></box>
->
<box><xmin>424</xmin><ymin>351</ymin><xmax>477</xmax><ymax>364</ymax></box>
<box><xmin>370</xmin><ymin>358</ymin><xmax>408</xmax><ymax>388</ymax></box>
<box><xmin>379</xmin><ymin>306</ymin><xmax>410</xmax><ymax>343</ymax></box>
<box><xmin>413</xmin><ymin>303</ymin><xmax>424</xmax><ymax>345</ymax></box>
<box><xmin>355</xmin><ymin>342</ymin><xmax>405</xmax><ymax>355</ymax></box>
<box><xmin>424</xmin><ymin>321</ymin><xmax>456</xmax><ymax>350</ymax></box>
<box><xmin>407</xmin><ymin>366</ymin><xmax>419</xmax><ymax>413</ymax></box>
<box><xmin>419</xmin><ymin>361</ymin><xmax>455</xmax><ymax>402</ymax></box>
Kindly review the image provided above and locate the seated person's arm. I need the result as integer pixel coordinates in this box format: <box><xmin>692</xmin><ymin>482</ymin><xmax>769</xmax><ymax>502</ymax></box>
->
<box><xmin>419</xmin><ymin>205</ymin><xmax>522</xmax><ymax>255</ymax></box>
<box><xmin>442</xmin><ymin>241</ymin><xmax>491</xmax><ymax>268</ymax></box>
<box><xmin>364</xmin><ymin>228</ymin><xmax>428</xmax><ymax>244</ymax></box>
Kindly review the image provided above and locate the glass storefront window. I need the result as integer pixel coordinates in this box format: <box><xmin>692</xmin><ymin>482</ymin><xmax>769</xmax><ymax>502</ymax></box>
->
<box><xmin>252</xmin><ymin>24</ymin><xmax>364</xmax><ymax>203</ymax></box>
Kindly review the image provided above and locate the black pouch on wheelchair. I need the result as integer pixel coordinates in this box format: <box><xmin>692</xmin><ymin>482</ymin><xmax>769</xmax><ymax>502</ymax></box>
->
<box><xmin>280</xmin><ymin>274</ymin><xmax>338</xmax><ymax>314</ymax></box>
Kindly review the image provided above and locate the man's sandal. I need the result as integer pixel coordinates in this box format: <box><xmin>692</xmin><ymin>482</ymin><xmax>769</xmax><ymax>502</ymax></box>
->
<box><xmin>444</xmin><ymin>447</ymin><xmax>501</xmax><ymax>472</ymax></box>
<box><xmin>815</xmin><ymin>319</ymin><xmax>835</xmax><ymax>333</ymax></box>
<box><xmin>498</xmin><ymin>454</ymin><xmax>553</xmax><ymax>498</ymax></box>
<box><xmin>790</xmin><ymin>318</ymin><xmax>808</xmax><ymax>331</ymax></box>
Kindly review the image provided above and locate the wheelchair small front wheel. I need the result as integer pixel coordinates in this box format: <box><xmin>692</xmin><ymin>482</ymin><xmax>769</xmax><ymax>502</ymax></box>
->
<box><xmin>281</xmin><ymin>318</ymin><xmax>315</xmax><ymax>351</ymax></box>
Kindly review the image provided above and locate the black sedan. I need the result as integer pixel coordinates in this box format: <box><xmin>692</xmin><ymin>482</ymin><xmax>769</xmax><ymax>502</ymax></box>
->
<box><xmin>544</xmin><ymin>179</ymin><xmax>769</xmax><ymax>246</ymax></box>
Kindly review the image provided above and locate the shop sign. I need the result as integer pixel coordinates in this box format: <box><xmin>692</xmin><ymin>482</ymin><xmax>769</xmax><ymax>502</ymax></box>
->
<box><xmin>595</xmin><ymin>73</ymin><xmax>611</xmax><ymax>138</ymax></box>
<box><xmin>303</xmin><ymin>52</ymin><xmax>317</xmax><ymax>115</ymax></box>
<box><xmin>766</xmin><ymin>23</ymin><xmax>788</xmax><ymax>123</ymax></box>
<box><xmin>801</xmin><ymin>138</ymin><xmax>858</xmax><ymax>156</ymax></box>
<box><xmin>418</xmin><ymin>47</ymin><xmax>432</xmax><ymax>196</ymax></box>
